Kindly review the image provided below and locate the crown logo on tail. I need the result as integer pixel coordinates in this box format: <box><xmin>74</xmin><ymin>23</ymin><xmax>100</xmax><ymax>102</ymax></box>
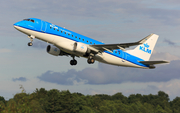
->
<box><xmin>144</xmin><ymin>43</ymin><xmax>149</xmax><ymax>48</ymax></box>
<box><xmin>139</xmin><ymin>43</ymin><xmax>151</xmax><ymax>54</ymax></box>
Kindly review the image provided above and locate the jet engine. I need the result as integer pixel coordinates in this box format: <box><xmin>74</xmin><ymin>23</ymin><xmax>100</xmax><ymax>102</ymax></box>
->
<box><xmin>74</xmin><ymin>42</ymin><xmax>90</xmax><ymax>55</ymax></box>
<box><xmin>46</xmin><ymin>45</ymin><xmax>68</xmax><ymax>56</ymax></box>
<box><xmin>47</xmin><ymin>45</ymin><xmax>60</xmax><ymax>56</ymax></box>
<box><xmin>54</xmin><ymin>41</ymin><xmax>91</xmax><ymax>56</ymax></box>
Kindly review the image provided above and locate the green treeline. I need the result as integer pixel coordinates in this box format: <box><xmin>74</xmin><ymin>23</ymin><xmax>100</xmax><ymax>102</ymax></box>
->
<box><xmin>0</xmin><ymin>88</ymin><xmax>180</xmax><ymax>113</ymax></box>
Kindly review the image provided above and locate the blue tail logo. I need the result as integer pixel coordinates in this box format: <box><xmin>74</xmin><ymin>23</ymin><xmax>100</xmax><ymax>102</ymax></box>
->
<box><xmin>139</xmin><ymin>43</ymin><xmax>151</xmax><ymax>54</ymax></box>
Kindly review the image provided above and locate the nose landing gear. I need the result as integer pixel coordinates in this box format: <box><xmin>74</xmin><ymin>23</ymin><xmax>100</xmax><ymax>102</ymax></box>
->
<box><xmin>28</xmin><ymin>42</ymin><xmax>33</xmax><ymax>46</ymax></box>
<box><xmin>27</xmin><ymin>35</ymin><xmax>35</xmax><ymax>46</ymax></box>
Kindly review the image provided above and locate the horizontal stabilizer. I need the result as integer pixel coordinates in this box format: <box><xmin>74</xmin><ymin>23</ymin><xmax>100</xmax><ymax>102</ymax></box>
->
<box><xmin>139</xmin><ymin>60</ymin><xmax>170</xmax><ymax>65</ymax></box>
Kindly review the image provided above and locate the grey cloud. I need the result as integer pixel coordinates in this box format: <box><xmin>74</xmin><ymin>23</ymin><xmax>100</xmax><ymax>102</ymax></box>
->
<box><xmin>38</xmin><ymin>60</ymin><xmax>180</xmax><ymax>85</ymax></box>
<box><xmin>150</xmin><ymin>52</ymin><xmax>180</xmax><ymax>61</ymax></box>
<box><xmin>37</xmin><ymin>70</ymin><xmax>86</xmax><ymax>85</ymax></box>
<box><xmin>4</xmin><ymin>0</ymin><xmax>180</xmax><ymax>22</ymax></box>
<box><xmin>164</xmin><ymin>39</ymin><xmax>176</xmax><ymax>46</ymax></box>
<box><xmin>156</xmin><ymin>0</ymin><xmax>180</xmax><ymax>5</ymax></box>
<box><xmin>12</xmin><ymin>77</ymin><xmax>27</xmax><ymax>82</ymax></box>
<box><xmin>2</xmin><ymin>0</ymin><xmax>180</xmax><ymax>38</ymax></box>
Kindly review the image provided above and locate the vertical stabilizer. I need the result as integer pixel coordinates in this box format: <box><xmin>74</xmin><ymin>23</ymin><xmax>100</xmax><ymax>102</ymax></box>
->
<box><xmin>126</xmin><ymin>34</ymin><xmax>159</xmax><ymax>61</ymax></box>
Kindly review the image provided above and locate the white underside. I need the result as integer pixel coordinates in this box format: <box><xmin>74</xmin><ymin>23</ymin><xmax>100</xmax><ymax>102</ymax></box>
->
<box><xmin>14</xmin><ymin>26</ymin><xmax>148</xmax><ymax>69</ymax></box>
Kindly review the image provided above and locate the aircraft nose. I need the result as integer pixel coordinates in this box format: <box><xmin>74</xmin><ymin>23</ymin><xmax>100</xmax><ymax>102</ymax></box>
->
<box><xmin>14</xmin><ymin>22</ymin><xmax>20</xmax><ymax>27</ymax></box>
<box><xmin>13</xmin><ymin>21</ymin><xmax>22</xmax><ymax>29</ymax></box>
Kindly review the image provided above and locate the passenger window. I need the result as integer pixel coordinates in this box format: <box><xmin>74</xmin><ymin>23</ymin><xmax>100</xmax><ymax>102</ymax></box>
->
<box><xmin>119</xmin><ymin>51</ymin><xmax>120</xmax><ymax>54</ymax></box>
<box><xmin>65</xmin><ymin>32</ymin><xmax>66</xmax><ymax>34</ymax></box>
<box><xmin>54</xmin><ymin>28</ymin><xmax>55</xmax><ymax>30</ymax></box>
<box><xmin>61</xmin><ymin>31</ymin><xmax>63</xmax><ymax>33</ymax></box>
<box><xmin>87</xmin><ymin>41</ymin><xmax>89</xmax><ymax>43</ymax></box>
<box><xmin>57</xmin><ymin>29</ymin><xmax>59</xmax><ymax>31</ymax></box>
<box><xmin>79</xmin><ymin>38</ymin><xmax>81</xmax><ymax>40</ymax></box>
<box><xmin>83</xmin><ymin>39</ymin><xmax>84</xmax><ymax>41</ymax></box>
<box><xmin>50</xmin><ymin>27</ymin><xmax>52</xmax><ymax>29</ymax></box>
<box><xmin>75</xmin><ymin>36</ymin><xmax>77</xmax><ymax>38</ymax></box>
<box><xmin>90</xmin><ymin>42</ymin><xmax>92</xmax><ymax>44</ymax></box>
<box><xmin>72</xmin><ymin>35</ymin><xmax>73</xmax><ymax>37</ymax></box>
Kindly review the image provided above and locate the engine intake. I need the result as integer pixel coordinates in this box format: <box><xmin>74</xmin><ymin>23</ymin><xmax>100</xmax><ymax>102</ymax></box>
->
<box><xmin>47</xmin><ymin>45</ymin><xmax>69</xmax><ymax>56</ymax></box>
<box><xmin>47</xmin><ymin>45</ymin><xmax>61</xmax><ymax>56</ymax></box>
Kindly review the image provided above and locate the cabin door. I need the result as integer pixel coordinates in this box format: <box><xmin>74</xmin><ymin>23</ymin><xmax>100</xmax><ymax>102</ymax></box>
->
<box><xmin>122</xmin><ymin>52</ymin><xmax>127</xmax><ymax>62</ymax></box>
<box><xmin>41</xmin><ymin>21</ymin><xmax>47</xmax><ymax>32</ymax></box>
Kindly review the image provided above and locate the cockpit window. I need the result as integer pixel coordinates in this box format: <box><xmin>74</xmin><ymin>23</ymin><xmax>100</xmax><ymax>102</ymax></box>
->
<box><xmin>23</xmin><ymin>19</ymin><xmax>30</xmax><ymax>21</ymax></box>
<box><xmin>23</xmin><ymin>19</ymin><xmax>35</xmax><ymax>23</ymax></box>
<box><xmin>30</xmin><ymin>19</ymin><xmax>35</xmax><ymax>23</ymax></box>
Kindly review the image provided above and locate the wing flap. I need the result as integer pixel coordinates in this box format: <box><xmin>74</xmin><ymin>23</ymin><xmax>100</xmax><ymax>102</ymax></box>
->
<box><xmin>139</xmin><ymin>60</ymin><xmax>170</xmax><ymax>65</ymax></box>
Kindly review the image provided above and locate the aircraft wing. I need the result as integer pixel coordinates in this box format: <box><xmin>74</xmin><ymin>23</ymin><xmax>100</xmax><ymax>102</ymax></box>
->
<box><xmin>90</xmin><ymin>34</ymin><xmax>154</xmax><ymax>52</ymax></box>
<box><xmin>139</xmin><ymin>60</ymin><xmax>170</xmax><ymax>65</ymax></box>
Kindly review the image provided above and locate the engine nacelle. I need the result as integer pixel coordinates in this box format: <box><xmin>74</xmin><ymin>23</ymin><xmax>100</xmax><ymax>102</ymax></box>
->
<box><xmin>74</xmin><ymin>42</ymin><xmax>90</xmax><ymax>55</ymax></box>
<box><xmin>46</xmin><ymin>45</ymin><xmax>61</xmax><ymax>56</ymax></box>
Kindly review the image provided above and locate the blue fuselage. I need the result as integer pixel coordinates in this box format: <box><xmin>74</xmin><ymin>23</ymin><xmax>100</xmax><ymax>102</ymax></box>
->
<box><xmin>14</xmin><ymin>18</ymin><xmax>149</xmax><ymax>68</ymax></box>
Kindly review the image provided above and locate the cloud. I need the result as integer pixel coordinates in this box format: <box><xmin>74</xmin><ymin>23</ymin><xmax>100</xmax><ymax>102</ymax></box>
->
<box><xmin>150</xmin><ymin>51</ymin><xmax>180</xmax><ymax>61</ymax></box>
<box><xmin>12</xmin><ymin>77</ymin><xmax>28</xmax><ymax>82</ymax></box>
<box><xmin>164</xmin><ymin>39</ymin><xmax>176</xmax><ymax>46</ymax></box>
<box><xmin>37</xmin><ymin>59</ymin><xmax>180</xmax><ymax>85</ymax></box>
<box><xmin>3</xmin><ymin>0</ymin><xmax>180</xmax><ymax>24</ymax></box>
<box><xmin>37</xmin><ymin>70</ymin><xmax>87</xmax><ymax>85</ymax></box>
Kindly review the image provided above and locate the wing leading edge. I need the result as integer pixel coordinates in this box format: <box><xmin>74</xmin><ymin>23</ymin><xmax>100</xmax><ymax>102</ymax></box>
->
<box><xmin>90</xmin><ymin>34</ymin><xmax>154</xmax><ymax>52</ymax></box>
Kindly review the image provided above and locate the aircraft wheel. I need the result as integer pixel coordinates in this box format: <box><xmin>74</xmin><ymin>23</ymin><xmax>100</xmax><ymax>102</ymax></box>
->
<box><xmin>28</xmin><ymin>42</ymin><xmax>33</xmax><ymax>46</ymax></box>
<box><xmin>73</xmin><ymin>60</ymin><xmax>77</xmax><ymax>65</ymax></box>
<box><xmin>70</xmin><ymin>60</ymin><xmax>77</xmax><ymax>65</ymax></box>
<box><xmin>87</xmin><ymin>59</ymin><xmax>91</xmax><ymax>64</ymax></box>
<box><xmin>87</xmin><ymin>58</ymin><xmax>95</xmax><ymax>64</ymax></box>
<box><xmin>90</xmin><ymin>58</ymin><xmax>95</xmax><ymax>64</ymax></box>
<box><xmin>70</xmin><ymin>60</ymin><xmax>74</xmax><ymax>65</ymax></box>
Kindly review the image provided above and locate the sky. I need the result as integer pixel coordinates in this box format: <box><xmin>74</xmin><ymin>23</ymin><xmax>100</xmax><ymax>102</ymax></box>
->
<box><xmin>0</xmin><ymin>0</ymin><xmax>180</xmax><ymax>100</ymax></box>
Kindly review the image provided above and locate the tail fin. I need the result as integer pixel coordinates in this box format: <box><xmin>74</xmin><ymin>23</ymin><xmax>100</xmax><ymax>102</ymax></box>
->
<box><xmin>126</xmin><ymin>34</ymin><xmax>159</xmax><ymax>61</ymax></box>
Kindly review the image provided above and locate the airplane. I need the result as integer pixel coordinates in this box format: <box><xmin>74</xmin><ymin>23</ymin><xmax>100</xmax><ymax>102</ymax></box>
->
<box><xmin>13</xmin><ymin>18</ymin><xmax>169</xmax><ymax>69</ymax></box>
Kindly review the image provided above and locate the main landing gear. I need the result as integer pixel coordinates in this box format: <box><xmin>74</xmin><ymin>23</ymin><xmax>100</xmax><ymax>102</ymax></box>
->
<box><xmin>70</xmin><ymin>56</ymin><xmax>77</xmax><ymax>66</ymax></box>
<box><xmin>87</xmin><ymin>55</ymin><xmax>95</xmax><ymax>64</ymax></box>
<box><xmin>27</xmin><ymin>35</ymin><xmax>35</xmax><ymax>46</ymax></box>
<box><xmin>70</xmin><ymin>55</ymin><xmax>95</xmax><ymax>66</ymax></box>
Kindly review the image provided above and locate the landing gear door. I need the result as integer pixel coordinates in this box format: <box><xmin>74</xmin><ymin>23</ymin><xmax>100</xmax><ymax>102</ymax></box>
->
<box><xmin>41</xmin><ymin>21</ymin><xmax>47</xmax><ymax>32</ymax></box>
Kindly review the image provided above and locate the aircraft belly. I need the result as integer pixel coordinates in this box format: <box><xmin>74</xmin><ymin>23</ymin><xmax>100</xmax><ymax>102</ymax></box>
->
<box><xmin>96</xmin><ymin>52</ymin><xmax>146</xmax><ymax>68</ymax></box>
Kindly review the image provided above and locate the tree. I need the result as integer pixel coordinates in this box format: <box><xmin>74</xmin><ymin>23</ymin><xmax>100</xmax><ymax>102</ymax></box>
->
<box><xmin>112</xmin><ymin>92</ymin><xmax>128</xmax><ymax>104</ymax></box>
<box><xmin>0</xmin><ymin>96</ymin><xmax>5</xmax><ymax>104</ymax></box>
<box><xmin>0</xmin><ymin>101</ymin><xmax>5</xmax><ymax>112</ymax></box>
<box><xmin>155</xmin><ymin>105</ymin><xmax>167</xmax><ymax>113</ymax></box>
<box><xmin>170</xmin><ymin>97</ymin><xmax>180</xmax><ymax>112</ymax></box>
